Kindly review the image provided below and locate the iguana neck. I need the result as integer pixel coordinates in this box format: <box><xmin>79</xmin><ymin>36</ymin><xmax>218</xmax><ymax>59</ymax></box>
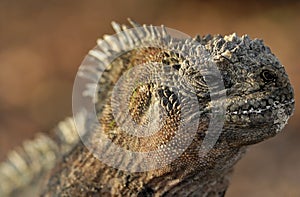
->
<box><xmin>42</xmin><ymin>141</ymin><xmax>246</xmax><ymax>196</ymax></box>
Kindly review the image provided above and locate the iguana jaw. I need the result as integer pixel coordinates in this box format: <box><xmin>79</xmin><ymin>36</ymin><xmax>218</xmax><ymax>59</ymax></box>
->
<box><xmin>220</xmin><ymin>95</ymin><xmax>294</xmax><ymax>146</ymax></box>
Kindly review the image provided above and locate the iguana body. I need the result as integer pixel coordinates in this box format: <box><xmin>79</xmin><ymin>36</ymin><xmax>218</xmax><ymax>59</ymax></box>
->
<box><xmin>0</xmin><ymin>20</ymin><xmax>295</xmax><ymax>197</ymax></box>
<box><xmin>0</xmin><ymin>118</ymin><xmax>79</xmax><ymax>197</ymax></box>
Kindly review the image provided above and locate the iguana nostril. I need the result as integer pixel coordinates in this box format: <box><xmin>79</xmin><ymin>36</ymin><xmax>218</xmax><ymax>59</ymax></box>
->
<box><xmin>261</xmin><ymin>69</ymin><xmax>277</xmax><ymax>82</ymax></box>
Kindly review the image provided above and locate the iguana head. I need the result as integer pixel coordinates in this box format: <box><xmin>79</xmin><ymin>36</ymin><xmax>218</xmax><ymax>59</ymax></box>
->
<box><xmin>202</xmin><ymin>33</ymin><xmax>295</xmax><ymax>146</ymax></box>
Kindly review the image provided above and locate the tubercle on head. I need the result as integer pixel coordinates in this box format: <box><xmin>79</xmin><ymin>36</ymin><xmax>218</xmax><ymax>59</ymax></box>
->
<box><xmin>194</xmin><ymin>33</ymin><xmax>295</xmax><ymax>147</ymax></box>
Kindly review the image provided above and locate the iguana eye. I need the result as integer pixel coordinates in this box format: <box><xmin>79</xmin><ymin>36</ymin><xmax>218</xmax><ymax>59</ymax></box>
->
<box><xmin>260</xmin><ymin>69</ymin><xmax>277</xmax><ymax>82</ymax></box>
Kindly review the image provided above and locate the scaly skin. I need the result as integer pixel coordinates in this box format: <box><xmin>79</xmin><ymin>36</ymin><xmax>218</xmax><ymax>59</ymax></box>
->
<box><xmin>0</xmin><ymin>20</ymin><xmax>295</xmax><ymax>197</ymax></box>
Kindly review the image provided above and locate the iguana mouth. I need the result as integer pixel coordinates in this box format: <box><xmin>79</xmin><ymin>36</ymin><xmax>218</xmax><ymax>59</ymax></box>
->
<box><xmin>227</xmin><ymin>98</ymin><xmax>295</xmax><ymax>115</ymax></box>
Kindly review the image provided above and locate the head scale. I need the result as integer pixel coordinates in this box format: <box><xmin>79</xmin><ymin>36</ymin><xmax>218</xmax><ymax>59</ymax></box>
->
<box><xmin>199</xmin><ymin>33</ymin><xmax>295</xmax><ymax>146</ymax></box>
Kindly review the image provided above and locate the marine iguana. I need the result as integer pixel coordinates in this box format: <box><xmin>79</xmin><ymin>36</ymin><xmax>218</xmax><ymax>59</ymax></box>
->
<box><xmin>0</xmin><ymin>19</ymin><xmax>295</xmax><ymax>197</ymax></box>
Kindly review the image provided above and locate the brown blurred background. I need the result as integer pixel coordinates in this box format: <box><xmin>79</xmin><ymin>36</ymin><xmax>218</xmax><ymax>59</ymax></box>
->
<box><xmin>0</xmin><ymin>0</ymin><xmax>299</xmax><ymax>196</ymax></box>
